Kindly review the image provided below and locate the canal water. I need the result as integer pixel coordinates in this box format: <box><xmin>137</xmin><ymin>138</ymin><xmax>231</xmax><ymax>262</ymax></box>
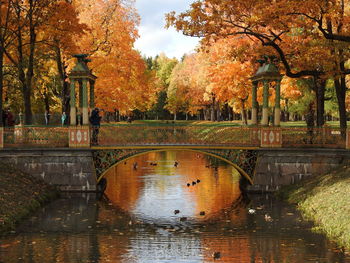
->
<box><xmin>1</xmin><ymin>150</ymin><xmax>349</xmax><ymax>263</ymax></box>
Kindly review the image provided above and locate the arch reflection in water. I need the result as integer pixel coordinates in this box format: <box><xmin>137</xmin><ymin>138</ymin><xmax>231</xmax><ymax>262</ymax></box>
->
<box><xmin>103</xmin><ymin>150</ymin><xmax>243</xmax><ymax>224</ymax></box>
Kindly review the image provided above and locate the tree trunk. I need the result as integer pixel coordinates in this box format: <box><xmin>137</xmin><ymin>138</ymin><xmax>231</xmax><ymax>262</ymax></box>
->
<box><xmin>210</xmin><ymin>95</ymin><xmax>216</xmax><ymax>121</ymax></box>
<box><xmin>314</xmin><ymin>77</ymin><xmax>326</xmax><ymax>127</ymax></box>
<box><xmin>23</xmin><ymin>86</ymin><xmax>32</xmax><ymax>124</ymax></box>
<box><xmin>216</xmin><ymin>102</ymin><xmax>220</xmax><ymax>121</ymax></box>
<box><xmin>305</xmin><ymin>101</ymin><xmax>315</xmax><ymax>128</ymax></box>
<box><xmin>327</xmin><ymin>14</ymin><xmax>347</xmax><ymax>133</ymax></box>
<box><xmin>23</xmin><ymin>1</ymin><xmax>36</xmax><ymax>125</ymax></box>
<box><xmin>241</xmin><ymin>99</ymin><xmax>248</xmax><ymax>125</ymax></box>
<box><xmin>210</xmin><ymin>105</ymin><xmax>215</xmax><ymax>121</ymax></box>
<box><xmin>204</xmin><ymin>108</ymin><xmax>209</xmax><ymax>120</ymax></box>
<box><xmin>55</xmin><ymin>45</ymin><xmax>70</xmax><ymax>114</ymax></box>
<box><xmin>285</xmin><ymin>99</ymin><xmax>290</xmax><ymax>122</ymax></box>
<box><xmin>0</xmin><ymin>48</ymin><xmax>3</xmax><ymax>127</ymax></box>
<box><xmin>174</xmin><ymin>113</ymin><xmax>177</xmax><ymax>121</ymax></box>
<box><xmin>14</xmin><ymin>1</ymin><xmax>35</xmax><ymax>125</ymax></box>
<box><xmin>334</xmin><ymin>76</ymin><xmax>347</xmax><ymax>132</ymax></box>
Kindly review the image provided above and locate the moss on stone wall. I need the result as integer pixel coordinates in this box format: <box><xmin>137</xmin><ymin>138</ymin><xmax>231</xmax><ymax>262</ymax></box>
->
<box><xmin>278</xmin><ymin>161</ymin><xmax>350</xmax><ymax>249</ymax></box>
<box><xmin>0</xmin><ymin>163</ymin><xmax>58</xmax><ymax>234</ymax></box>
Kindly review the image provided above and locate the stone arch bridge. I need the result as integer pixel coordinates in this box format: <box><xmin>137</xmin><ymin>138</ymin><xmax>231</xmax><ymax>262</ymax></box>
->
<box><xmin>1</xmin><ymin>124</ymin><xmax>350</xmax><ymax>192</ymax></box>
<box><xmin>92</xmin><ymin>147</ymin><xmax>258</xmax><ymax>185</ymax></box>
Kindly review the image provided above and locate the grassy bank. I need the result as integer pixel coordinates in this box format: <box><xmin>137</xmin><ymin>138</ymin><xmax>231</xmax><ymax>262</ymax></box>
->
<box><xmin>0</xmin><ymin>163</ymin><xmax>58</xmax><ymax>234</ymax></box>
<box><xmin>279</xmin><ymin>162</ymin><xmax>350</xmax><ymax>249</ymax></box>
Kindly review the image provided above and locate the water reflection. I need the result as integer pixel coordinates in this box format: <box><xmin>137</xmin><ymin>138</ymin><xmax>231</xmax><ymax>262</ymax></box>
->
<box><xmin>0</xmin><ymin>151</ymin><xmax>349</xmax><ymax>263</ymax></box>
<box><xmin>104</xmin><ymin>151</ymin><xmax>242</xmax><ymax>224</ymax></box>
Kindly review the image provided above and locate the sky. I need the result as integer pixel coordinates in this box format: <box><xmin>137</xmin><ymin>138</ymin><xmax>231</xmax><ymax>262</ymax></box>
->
<box><xmin>134</xmin><ymin>0</ymin><xmax>200</xmax><ymax>59</ymax></box>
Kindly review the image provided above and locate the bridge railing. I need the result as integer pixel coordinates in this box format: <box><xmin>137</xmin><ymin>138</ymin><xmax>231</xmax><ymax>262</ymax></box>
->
<box><xmin>97</xmin><ymin>125</ymin><xmax>261</xmax><ymax>147</ymax></box>
<box><xmin>3</xmin><ymin>126</ymin><xmax>69</xmax><ymax>148</ymax></box>
<box><xmin>0</xmin><ymin>125</ymin><xmax>348</xmax><ymax>149</ymax></box>
<box><xmin>281</xmin><ymin>127</ymin><xmax>345</xmax><ymax>148</ymax></box>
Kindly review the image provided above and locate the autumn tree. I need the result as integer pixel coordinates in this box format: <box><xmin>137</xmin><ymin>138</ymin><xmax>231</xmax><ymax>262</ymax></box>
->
<box><xmin>0</xmin><ymin>0</ymin><xmax>84</xmax><ymax>124</ymax></box>
<box><xmin>1</xmin><ymin>0</ymin><xmax>64</xmax><ymax>124</ymax></box>
<box><xmin>205</xmin><ymin>37</ymin><xmax>259</xmax><ymax>124</ymax></box>
<box><xmin>0</xmin><ymin>0</ymin><xmax>157</xmax><ymax>125</ymax></box>
<box><xmin>166</xmin><ymin>0</ymin><xmax>347</xmax><ymax>128</ymax></box>
<box><xmin>152</xmin><ymin>54</ymin><xmax>178</xmax><ymax>119</ymax></box>
<box><xmin>42</xmin><ymin>1</ymin><xmax>87</xmax><ymax>115</ymax></box>
<box><xmin>180</xmin><ymin>53</ymin><xmax>213</xmax><ymax>120</ymax></box>
<box><xmin>166</xmin><ymin>62</ymin><xmax>191</xmax><ymax>120</ymax></box>
<box><xmin>166</xmin><ymin>52</ymin><xmax>217</xmax><ymax>121</ymax></box>
<box><xmin>144</xmin><ymin>56</ymin><xmax>169</xmax><ymax>120</ymax></box>
<box><xmin>73</xmin><ymin>0</ymin><xmax>157</xmax><ymax>116</ymax></box>
<box><xmin>0</xmin><ymin>1</ymin><xmax>15</xmax><ymax>126</ymax></box>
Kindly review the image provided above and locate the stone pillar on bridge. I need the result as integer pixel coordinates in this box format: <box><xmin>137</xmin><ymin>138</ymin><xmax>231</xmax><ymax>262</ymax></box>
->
<box><xmin>89</xmin><ymin>80</ymin><xmax>95</xmax><ymax>109</ymax></box>
<box><xmin>346</xmin><ymin>129</ymin><xmax>350</xmax><ymax>149</ymax></box>
<box><xmin>82</xmin><ymin>79</ymin><xmax>89</xmax><ymax>125</ymax></box>
<box><xmin>251</xmin><ymin>82</ymin><xmax>258</xmax><ymax>125</ymax></box>
<box><xmin>262</xmin><ymin>80</ymin><xmax>269</xmax><ymax>126</ymax></box>
<box><xmin>274</xmin><ymin>79</ymin><xmax>282</xmax><ymax>126</ymax></box>
<box><xmin>251</xmin><ymin>56</ymin><xmax>283</xmax><ymax>148</ymax></box>
<box><xmin>68</xmin><ymin>54</ymin><xmax>97</xmax><ymax>148</ymax></box>
<box><xmin>251</xmin><ymin>56</ymin><xmax>283</xmax><ymax>127</ymax></box>
<box><xmin>70</xmin><ymin>80</ymin><xmax>77</xmax><ymax>126</ymax></box>
<box><xmin>0</xmin><ymin>126</ymin><xmax>3</xmax><ymax>148</ymax></box>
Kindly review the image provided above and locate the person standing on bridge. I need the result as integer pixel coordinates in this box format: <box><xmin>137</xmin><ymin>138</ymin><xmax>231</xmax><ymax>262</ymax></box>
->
<box><xmin>61</xmin><ymin>112</ymin><xmax>67</xmax><ymax>126</ymax></box>
<box><xmin>90</xmin><ymin>107</ymin><xmax>102</xmax><ymax>145</ymax></box>
<box><xmin>45</xmin><ymin>110</ymin><xmax>50</xmax><ymax>125</ymax></box>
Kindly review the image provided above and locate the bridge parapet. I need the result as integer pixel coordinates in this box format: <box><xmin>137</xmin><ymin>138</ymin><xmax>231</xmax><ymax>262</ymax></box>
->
<box><xmin>2</xmin><ymin>126</ymin><xmax>69</xmax><ymax>148</ymax></box>
<box><xmin>0</xmin><ymin>125</ymin><xmax>348</xmax><ymax>149</ymax></box>
<box><xmin>97</xmin><ymin>125</ymin><xmax>261</xmax><ymax>147</ymax></box>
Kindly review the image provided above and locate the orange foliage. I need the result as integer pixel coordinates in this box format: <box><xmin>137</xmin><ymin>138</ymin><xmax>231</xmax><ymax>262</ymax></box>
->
<box><xmin>167</xmin><ymin>36</ymin><xmax>263</xmax><ymax>115</ymax></box>
<box><xmin>166</xmin><ymin>0</ymin><xmax>344</xmax><ymax>78</ymax></box>
<box><xmin>72</xmin><ymin>0</ymin><xmax>157</xmax><ymax>113</ymax></box>
<box><xmin>206</xmin><ymin>37</ymin><xmax>256</xmax><ymax>112</ymax></box>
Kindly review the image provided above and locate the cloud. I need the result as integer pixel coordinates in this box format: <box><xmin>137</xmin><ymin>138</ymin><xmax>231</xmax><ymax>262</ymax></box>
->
<box><xmin>134</xmin><ymin>26</ymin><xmax>199</xmax><ymax>59</ymax></box>
<box><xmin>134</xmin><ymin>0</ymin><xmax>199</xmax><ymax>59</ymax></box>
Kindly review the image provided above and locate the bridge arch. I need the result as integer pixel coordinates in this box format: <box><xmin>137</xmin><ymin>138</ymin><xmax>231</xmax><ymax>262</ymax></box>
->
<box><xmin>93</xmin><ymin>148</ymin><xmax>257</xmax><ymax>185</ymax></box>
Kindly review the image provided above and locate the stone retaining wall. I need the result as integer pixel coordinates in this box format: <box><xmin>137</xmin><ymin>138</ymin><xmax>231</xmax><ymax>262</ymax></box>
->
<box><xmin>0</xmin><ymin>149</ymin><xmax>96</xmax><ymax>191</ymax></box>
<box><xmin>249</xmin><ymin>148</ymin><xmax>350</xmax><ymax>192</ymax></box>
